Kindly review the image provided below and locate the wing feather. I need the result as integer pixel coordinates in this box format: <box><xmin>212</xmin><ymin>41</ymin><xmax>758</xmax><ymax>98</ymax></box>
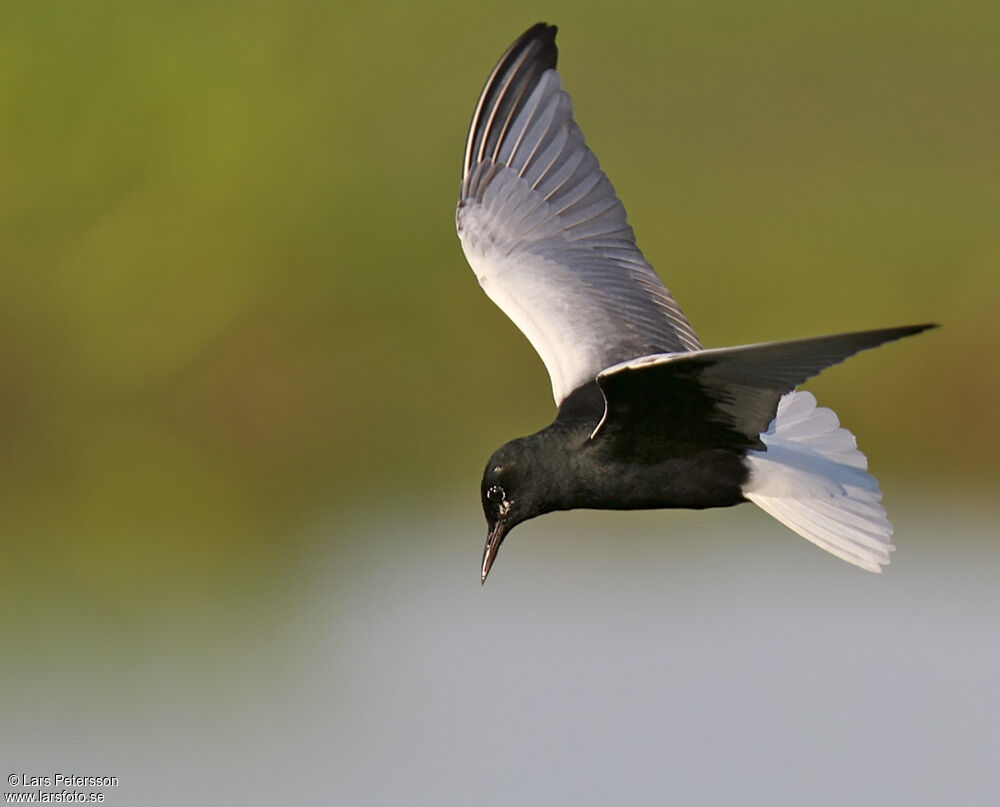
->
<box><xmin>457</xmin><ymin>24</ymin><xmax>700</xmax><ymax>405</ymax></box>
<box><xmin>594</xmin><ymin>325</ymin><xmax>937</xmax><ymax>446</ymax></box>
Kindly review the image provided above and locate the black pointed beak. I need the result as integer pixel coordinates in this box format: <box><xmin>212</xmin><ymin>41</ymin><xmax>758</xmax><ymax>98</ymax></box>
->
<box><xmin>481</xmin><ymin>517</ymin><xmax>508</xmax><ymax>584</ymax></box>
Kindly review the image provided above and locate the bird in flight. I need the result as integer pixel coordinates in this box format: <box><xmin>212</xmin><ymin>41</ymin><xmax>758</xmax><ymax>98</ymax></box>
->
<box><xmin>456</xmin><ymin>23</ymin><xmax>934</xmax><ymax>583</ymax></box>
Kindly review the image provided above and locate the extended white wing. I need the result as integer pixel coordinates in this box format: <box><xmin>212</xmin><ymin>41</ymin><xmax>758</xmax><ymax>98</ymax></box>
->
<box><xmin>457</xmin><ymin>24</ymin><xmax>700</xmax><ymax>405</ymax></box>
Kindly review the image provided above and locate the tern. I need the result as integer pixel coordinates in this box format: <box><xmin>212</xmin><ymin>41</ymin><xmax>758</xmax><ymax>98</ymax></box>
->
<box><xmin>456</xmin><ymin>23</ymin><xmax>935</xmax><ymax>583</ymax></box>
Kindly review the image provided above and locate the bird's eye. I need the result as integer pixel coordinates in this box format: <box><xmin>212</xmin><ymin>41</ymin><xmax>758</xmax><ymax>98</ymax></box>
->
<box><xmin>487</xmin><ymin>485</ymin><xmax>504</xmax><ymax>502</ymax></box>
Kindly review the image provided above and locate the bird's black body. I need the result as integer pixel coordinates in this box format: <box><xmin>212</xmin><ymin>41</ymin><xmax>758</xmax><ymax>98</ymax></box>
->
<box><xmin>460</xmin><ymin>24</ymin><xmax>936</xmax><ymax>581</ymax></box>
<box><xmin>493</xmin><ymin>381</ymin><xmax>749</xmax><ymax>513</ymax></box>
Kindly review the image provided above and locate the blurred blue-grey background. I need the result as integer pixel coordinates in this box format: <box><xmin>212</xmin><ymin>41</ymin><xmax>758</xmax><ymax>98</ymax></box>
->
<box><xmin>1</xmin><ymin>1</ymin><xmax>998</xmax><ymax>803</ymax></box>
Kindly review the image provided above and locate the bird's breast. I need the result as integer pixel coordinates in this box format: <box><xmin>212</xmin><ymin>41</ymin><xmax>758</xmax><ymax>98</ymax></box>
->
<box><xmin>570</xmin><ymin>446</ymin><xmax>749</xmax><ymax>511</ymax></box>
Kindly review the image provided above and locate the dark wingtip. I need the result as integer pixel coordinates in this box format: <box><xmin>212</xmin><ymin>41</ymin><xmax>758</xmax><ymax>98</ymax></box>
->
<box><xmin>511</xmin><ymin>22</ymin><xmax>558</xmax><ymax>70</ymax></box>
<box><xmin>462</xmin><ymin>23</ymin><xmax>560</xmax><ymax>181</ymax></box>
<box><xmin>521</xmin><ymin>22</ymin><xmax>558</xmax><ymax>46</ymax></box>
<box><xmin>493</xmin><ymin>24</ymin><xmax>558</xmax><ymax>78</ymax></box>
<box><xmin>851</xmin><ymin>322</ymin><xmax>939</xmax><ymax>344</ymax></box>
<box><xmin>899</xmin><ymin>322</ymin><xmax>940</xmax><ymax>338</ymax></box>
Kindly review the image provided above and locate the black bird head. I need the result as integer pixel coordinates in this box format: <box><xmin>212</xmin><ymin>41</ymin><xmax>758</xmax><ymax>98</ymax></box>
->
<box><xmin>480</xmin><ymin>453</ymin><xmax>519</xmax><ymax>584</ymax></box>
<box><xmin>477</xmin><ymin>395</ymin><xmax>601</xmax><ymax>583</ymax></box>
<box><xmin>479</xmin><ymin>440</ymin><xmax>553</xmax><ymax>584</ymax></box>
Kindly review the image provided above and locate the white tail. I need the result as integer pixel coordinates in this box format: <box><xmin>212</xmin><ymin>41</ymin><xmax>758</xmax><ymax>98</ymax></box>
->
<box><xmin>743</xmin><ymin>391</ymin><xmax>894</xmax><ymax>572</ymax></box>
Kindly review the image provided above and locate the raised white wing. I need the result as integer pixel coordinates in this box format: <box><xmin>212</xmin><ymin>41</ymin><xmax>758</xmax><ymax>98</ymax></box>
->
<box><xmin>456</xmin><ymin>23</ymin><xmax>701</xmax><ymax>405</ymax></box>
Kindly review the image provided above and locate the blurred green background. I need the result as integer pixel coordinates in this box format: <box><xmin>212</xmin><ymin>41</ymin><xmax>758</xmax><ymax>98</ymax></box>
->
<box><xmin>1</xmin><ymin>3</ymin><xmax>999</xmax><ymax>801</ymax></box>
<box><xmin>2</xmin><ymin>0</ymin><xmax>996</xmax><ymax>616</ymax></box>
